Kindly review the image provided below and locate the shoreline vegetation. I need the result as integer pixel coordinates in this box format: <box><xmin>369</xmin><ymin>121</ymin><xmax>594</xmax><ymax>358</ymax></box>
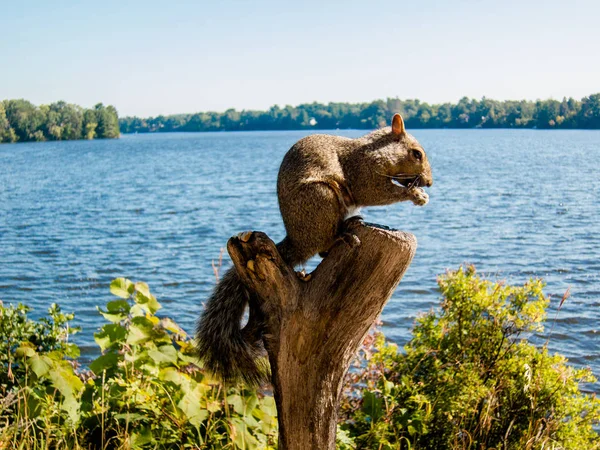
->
<box><xmin>2</xmin><ymin>93</ymin><xmax>600</xmax><ymax>146</ymax></box>
<box><xmin>0</xmin><ymin>100</ymin><xmax>119</xmax><ymax>144</ymax></box>
<box><xmin>120</xmin><ymin>93</ymin><xmax>600</xmax><ymax>134</ymax></box>
<box><xmin>1</xmin><ymin>267</ymin><xmax>598</xmax><ymax>449</ymax></box>
<box><xmin>2</xmin><ymin>93</ymin><xmax>599</xmax><ymax>145</ymax></box>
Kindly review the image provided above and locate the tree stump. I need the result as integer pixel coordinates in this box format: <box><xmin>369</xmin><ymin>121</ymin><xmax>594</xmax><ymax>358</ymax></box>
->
<box><xmin>227</xmin><ymin>219</ymin><xmax>417</xmax><ymax>450</ymax></box>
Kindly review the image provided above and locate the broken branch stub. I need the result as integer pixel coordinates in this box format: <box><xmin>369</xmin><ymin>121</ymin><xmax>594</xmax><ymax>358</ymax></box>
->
<box><xmin>227</xmin><ymin>222</ymin><xmax>417</xmax><ymax>450</ymax></box>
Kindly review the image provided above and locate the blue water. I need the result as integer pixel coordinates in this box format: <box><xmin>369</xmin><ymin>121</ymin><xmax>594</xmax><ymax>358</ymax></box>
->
<box><xmin>0</xmin><ymin>130</ymin><xmax>598</xmax><ymax>390</ymax></box>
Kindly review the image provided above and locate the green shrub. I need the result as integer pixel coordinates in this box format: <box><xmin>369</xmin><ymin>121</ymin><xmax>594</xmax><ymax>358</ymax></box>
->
<box><xmin>2</xmin><ymin>268</ymin><xmax>598</xmax><ymax>449</ymax></box>
<box><xmin>0</xmin><ymin>280</ymin><xmax>278</xmax><ymax>449</ymax></box>
<box><xmin>0</xmin><ymin>301</ymin><xmax>84</xmax><ymax>447</ymax></box>
<box><xmin>81</xmin><ymin>278</ymin><xmax>277</xmax><ymax>449</ymax></box>
<box><xmin>340</xmin><ymin>266</ymin><xmax>600</xmax><ymax>449</ymax></box>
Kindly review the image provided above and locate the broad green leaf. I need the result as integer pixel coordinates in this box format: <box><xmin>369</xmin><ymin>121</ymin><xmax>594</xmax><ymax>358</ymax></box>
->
<box><xmin>260</xmin><ymin>396</ymin><xmax>277</xmax><ymax>417</ymax></box>
<box><xmin>97</xmin><ymin>305</ymin><xmax>128</xmax><ymax>323</ymax></box>
<box><xmin>15</xmin><ymin>345</ymin><xmax>36</xmax><ymax>358</ymax></box>
<box><xmin>62</xmin><ymin>395</ymin><xmax>81</xmax><ymax>425</ymax></box>
<box><xmin>130</xmin><ymin>304</ymin><xmax>146</xmax><ymax>317</ymax></box>
<box><xmin>130</xmin><ymin>426</ymin><xmax>153</xmax><ymax>448</ymax></box>
<box><xmin>94</xmin><ymin>323</ymin><xmax>127</xmax><ymax>352</ymax></box>
<box><xmin>148</xmin><ymin>345</ymin><xmax>178</xmax><ymax>365</ymax></box>
<box><xmin>110</xmin><ymin>278</ymin><xmax>134</xmax><ymax>299</ymax></box>
<box><xmin>27</xmin><ymin>354</ymin><xmax>52</xmax><ymax>377</ymax></box>
<box><xmin>106</xmin><ymin>299</ymin><xmax>130</xmax><ymax>314</ymax></box>
<box><xmin>64</xmin><ymin>343</ymin><xmax>80</xmax><ymax>359</ymax></box>
<box><xmin>138</xmin><ymin>362</ymin><xmax>160</xmax><ymax>376</ymax></box>
<box><xmin>161</xmin><ymin>317</ymin><xmax>185</xmax><ymax>335</ymax></box>
<box><xmin>126</xmin><ymin>317</ymin><xmax>155</xmax><ymax>345</ymax></box>
<box><xmin>134</xmin><ymin>281</ymin><xmax>151</xmax><ymax>298</ymax></box>
<box><xmin>178</xmin><ymin>352</ymin><xmax>202</xmax><ymax>365</ymax></box>
<box><xmin>244</xmin><ymin>414</ymin><xmax>259</xmax><ymax>428</ymax></box>
<box><xmin>178</xmin><ymin>389</ymin><xmax>210</xmax><ymax>427</ymax></box>
<box><xmin>48</xmin><ymin>363</ymin><xmax>84</xmax><ymax>398</ymax></box>
<box><xmin>383</xmin><ymin>380</ymin><xmax>395</xmax><ymax>394</ymax></box>
<box><xmin>24</xmin><ymin>389</ymin><xmax>43</xmax><ymax>417</ymax></box>
<box><xmin>89</xmin><ymin>352</ymin><xmax>119</xmax><ymax>375</ymax></box>
<box><xmin>227</xmin><ymin>394</ymin><xmax>245</xmax><ymax>415</ymax></box>
<box><xmin>231</xmin><ymin>418</ymin><xmax>259</xmax><ymax>449</ymax></box>
<box><xmin>159</xmin><ymin>366</ymin><xmax>188</xmax><ymax>385</ymax></box>
<box><xmin>260</xmin><ymin>413</ymin><xmax>276</xmax><ymax>434</ymax></box>
<box><xmin>362</xmin><ymin>391</ymin><xmax>383</xmax><ymax>422</ymax></box>
<box><xmin>134</xmin><ymin>290</ymin><xmax>161</xmax><ymax>314</ymax></box>
<box><xmin>245</xmin><ymin>393</ymin><xmax>259</xmax><ymax>412</ymax></box>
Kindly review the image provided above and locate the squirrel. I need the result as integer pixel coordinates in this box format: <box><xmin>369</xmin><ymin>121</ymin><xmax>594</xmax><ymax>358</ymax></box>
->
<box><xmin>196</xmin><ymin>114</ymin><xmax>433</xmax><ymax>385</ymax></box>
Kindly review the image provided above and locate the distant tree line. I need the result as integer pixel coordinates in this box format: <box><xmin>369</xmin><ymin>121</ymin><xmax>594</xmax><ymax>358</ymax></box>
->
<box><xmin>120</xmin><ymin>93</ymin><xmax>600</xmax><ymax>133</ymax></box>
<box><xmin>0</xmin><ymin>100</ymin><xmax>120</xmax><ymax>144</ymax></box>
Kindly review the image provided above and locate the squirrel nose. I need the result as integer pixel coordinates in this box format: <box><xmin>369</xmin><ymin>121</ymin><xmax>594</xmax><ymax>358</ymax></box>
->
<box><xmin>424</xmin><ymin>179</ymin><xmax>433</xmax><ymax>187</ymax></box>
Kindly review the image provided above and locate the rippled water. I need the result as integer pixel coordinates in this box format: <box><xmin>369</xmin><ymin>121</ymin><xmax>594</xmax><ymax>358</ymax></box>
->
<box><xmin>0</xmin><ymin>130</ymin><xmax>598</xmax><ymax>388</ymax></box>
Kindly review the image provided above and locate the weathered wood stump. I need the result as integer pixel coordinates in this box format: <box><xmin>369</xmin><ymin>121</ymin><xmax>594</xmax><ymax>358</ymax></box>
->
<box><xmin>227</xmin><ymin>220</ymin><xmax>417</xmax><ymax>450</ymax></box>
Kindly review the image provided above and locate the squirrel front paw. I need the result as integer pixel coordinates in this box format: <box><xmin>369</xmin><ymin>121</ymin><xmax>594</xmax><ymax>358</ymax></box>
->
<box><xmin>409</xmin><ymin>187</ymin><xmax>429</xmax><ymax>206</ymax></box>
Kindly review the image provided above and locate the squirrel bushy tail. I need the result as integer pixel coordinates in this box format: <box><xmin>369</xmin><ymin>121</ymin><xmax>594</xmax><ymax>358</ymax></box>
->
<box><xmin>196</xmin><ymin>237</ymin><xmax>305</xmax><ymax>386</ymax></box>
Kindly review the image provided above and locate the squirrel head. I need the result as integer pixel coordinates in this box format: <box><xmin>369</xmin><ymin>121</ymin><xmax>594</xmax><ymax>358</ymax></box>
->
<box><xmin>362</xmin><ymin>114</ymin><xmax>432</xmax><ymax>186</ymax></box>
<box><xmin>344</xmin><ymin>114</ymin><xmax>433</xmax><ymax>206</ymax></box>
<box><xmin>386</xmin><ymin>113</ymin><xmax>433</xmax><ymax>188</ymax></box>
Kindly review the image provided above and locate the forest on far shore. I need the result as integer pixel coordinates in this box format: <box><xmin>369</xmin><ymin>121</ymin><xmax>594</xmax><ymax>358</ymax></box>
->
<box><xmin>3</xmin><ymin>94</ymin><xmax>600</xmax><ymax>145</ymax></box>
<box><xmin>0</xmin><ymin>100</ymin><xmax>120</xmax><ymax>144</ymax></box>
<box><xmin>119</xmin><ymin>93</ymin><xmax>600</xmax><ymax>133</ymax></box>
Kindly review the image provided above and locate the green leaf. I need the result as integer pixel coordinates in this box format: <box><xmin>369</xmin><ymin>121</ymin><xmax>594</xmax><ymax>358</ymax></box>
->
<box><xmin>130</xmin><ymin>304</ymin><xmax>146</xmax><ymax>317</ymax></box>
<box><xmin>244</xmin><ymin>413</ymin><xmax>259</xmax><ymax>428</ymax></box>
<box><xmin>106</xmin><ymin>299</ymin><xmax>131</xmax><ymax>314</ymax></box>
<box><xmin>383</xmin><ymin>380</ymin><xmax>395</xmax><ymax>395</ymax></box>
<box><xmin>148</xmin><ymin>345</ymin><xmax>178</xmax><ymax>365</ymax></box>
<box><xmin>159</xmin><ymin>367</ymin><xmax>188</xmax><ymax>386</ymax></box>
<box><xmin>134</xmin><ymin>291</ymin><xmax>161</xmax><ymax>314</ymax></box>
<box><xmin>126</xmin><ymin>317</ymin><xmax>155</xmax><ymax>345</ymax></box>
<box><xmin>64</xmin><ymin>343</ymin><xmax>80</xmax><ymax>359</ymax></box>
<box><xmin>89</xmin><ymin>352</ymin><xmax>119</xmax><ymax>375</ymax></box>
<box><xmin>231</xmin><ymin>417</ymin><xmax>259</xmax><ymax>449</ymax></box>
<box><xmin>97</xmin><ymin>304</ymin><xmax>128</xmax><ymax>323</ymax></box>
<box><xmin>134</xmin><ymin>281</ymin><xmax>151</xmax><ymax>298</ymax></box>
<box><xmin>27</xmin><ymin>354</ymin><xmax>52</xmax><ymax>377</ymax></box>
<box><xmin>62</xmin><ymin>395</ymin><xmax>82</xmax><ymax>425</ymax></box>
<box><xmin>48</xmin><ymin>362</ymin><xmax>84</xmax><ymax>397</ymax></box>
<box><xmin>178</xmin><ymin>385</ymin><xmax>210</xmax><ymax>427</ymax></box>
<box><xmin>113</xmin><ymin>412</ymin><xmax>146</xmax><ymax>422</ymax></box>
<box><xmin>227</xmin><ymin>394</ymin><xmax>245</xmax><ymax>415</ymax></box>
<box><xmin>130</xmin><ymin>426</ymin><xmax>153</xmax><ymax>448</ymax></box>
<box><xmin>362</xmin><ymin>391</ymin><xmax>383</xmax><ymax>422</ymax></box>
<box><xmin>110</xmin><ymin>278</ymin><xmax>134</xmax><ymax>299</ymax></box>
<box><xmin>94</xmin><ymin>323</ymin><xmax>127</xmax><ymax>352</ymax></box>
<box><xmin>245</xmin><ymin>393</ymin><xmax>259</xmax><ymax>412</ymax></box>
<box><xmin>161</xmin><ymin>317</ymin><xmax>185</xmax><ymax>335</ymax></box>
<box><xmin>260</xmin><ymin>396</ymin><xmax>277</xmax><ymax>417</ymax></box>
<box><xmin>15</xmin><ymin>345</ymin><xmax>36</xmax><ymax>358</ymax></box>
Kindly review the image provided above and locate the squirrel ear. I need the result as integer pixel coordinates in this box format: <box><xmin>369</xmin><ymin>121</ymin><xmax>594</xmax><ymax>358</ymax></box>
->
<box><xmin>391</xmin><ymin>114</ymin><xmax>405</xmax><ymax>136</ymax></box>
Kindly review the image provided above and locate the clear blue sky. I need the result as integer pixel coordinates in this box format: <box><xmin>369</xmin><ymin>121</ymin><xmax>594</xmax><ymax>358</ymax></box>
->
<box><xmin>1</xmin><ymin>0</ymin><xmax>598</xmax><ymax>117</ymax></box>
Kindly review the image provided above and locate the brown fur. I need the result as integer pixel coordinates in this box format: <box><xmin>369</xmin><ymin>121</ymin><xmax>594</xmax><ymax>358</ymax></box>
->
<box><xmin>196</xmin><ymin>115</ymin><xmax>433</xmax><ymax>385</ymax></box>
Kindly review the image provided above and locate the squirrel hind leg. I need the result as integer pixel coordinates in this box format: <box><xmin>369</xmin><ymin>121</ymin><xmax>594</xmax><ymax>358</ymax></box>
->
<box><xmin>279</xmin><ymin>182</ymin><xmax>351</xmax><ymax>264</ymax></box>
<box><xmin>319</xmin><ymin>219</ymin><xmax>364</xmax><ymax>258</ymax></box>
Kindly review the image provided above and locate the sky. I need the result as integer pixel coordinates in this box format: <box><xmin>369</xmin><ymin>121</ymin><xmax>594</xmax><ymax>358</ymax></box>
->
<box><xmin>1</xmin><ymin>0</ymin><xmax>599</xmax><ymax>117</ymax></box>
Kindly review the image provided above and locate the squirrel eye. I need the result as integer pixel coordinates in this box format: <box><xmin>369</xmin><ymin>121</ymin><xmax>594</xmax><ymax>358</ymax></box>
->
<box><xmin>412</xmin><ymin>149</ymin><xmax>423</xmax><ymax>160</ymax></box>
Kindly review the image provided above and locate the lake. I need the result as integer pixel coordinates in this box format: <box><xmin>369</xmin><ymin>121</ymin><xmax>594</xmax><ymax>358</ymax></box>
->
<box><xmin>0</xmin><ymin>130</ymin><xmax>598</xmax><ymax>389</ymax></box>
